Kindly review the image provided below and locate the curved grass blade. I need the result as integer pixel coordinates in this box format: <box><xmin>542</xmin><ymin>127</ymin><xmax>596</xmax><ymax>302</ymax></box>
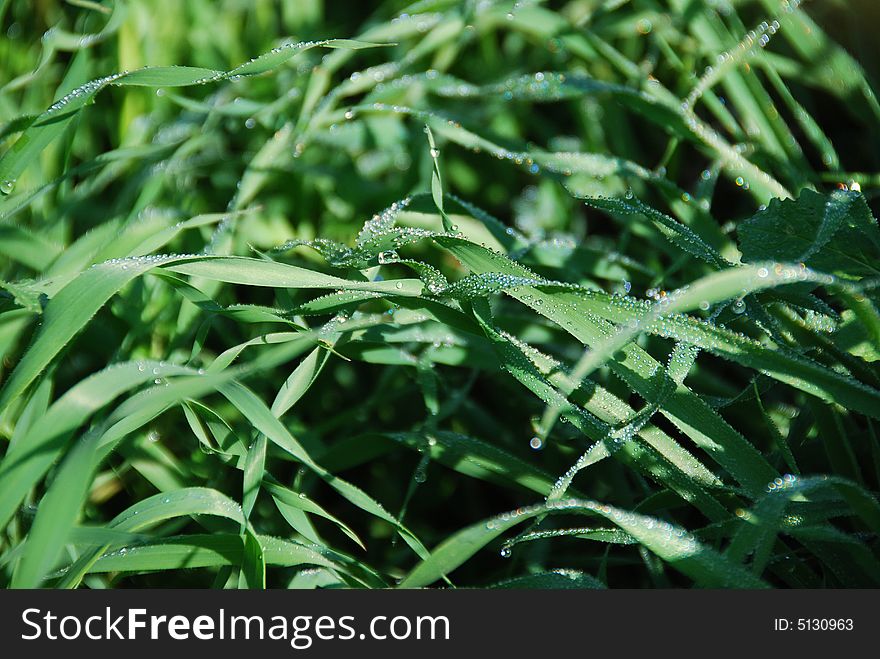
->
<box><xmin>0</xmin><ymin>40</ymin><xmax>386</xmax><ymax>190</ymax></box>
<box><xmin>401</xmin><ymin>499</ymin><xmax>767</xmax><ymax>588</ymax></box>
<box><xmin>437</xmin><ymin>236</ymin><xmax>778</xmax><ymax>495</ymax></box>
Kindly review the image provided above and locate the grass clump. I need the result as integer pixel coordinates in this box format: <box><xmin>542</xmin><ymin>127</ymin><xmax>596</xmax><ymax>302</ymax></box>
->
<box><xmin>1</xmin><ymin>0</ymin><xmax>880</xmax><ymax>589</ymax></box>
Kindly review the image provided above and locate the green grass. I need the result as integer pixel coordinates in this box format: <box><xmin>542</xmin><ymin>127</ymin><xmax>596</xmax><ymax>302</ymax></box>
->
<box><xmin>1</xmin><ymin>0</ymin><xmax>880</xmax><ymax>589</ymax></box>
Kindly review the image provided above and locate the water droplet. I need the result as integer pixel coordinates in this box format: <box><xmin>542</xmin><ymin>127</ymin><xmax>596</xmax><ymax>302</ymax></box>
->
<box><xmin>529</xmin><ymin>436</ymin><xmax>544</xmax><ymax>450</ymax></box>
<box><xmin>0</xmin><ymin>179</ymin><xmax>16</xmax><ymax>194</ymax></box>
<box><xmin>378</xmin><ymin>250</ymin><xmax>399</xmax><ymax>264</ymax></box>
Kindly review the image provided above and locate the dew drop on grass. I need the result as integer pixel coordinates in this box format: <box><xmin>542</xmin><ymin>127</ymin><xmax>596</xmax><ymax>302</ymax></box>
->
<box><xmin>245</xmin><ymin>117</ymin><xmax>256</xmax><ymax>129</ymax></box>
<box><xmin>0</xmin><ymin>179</ymin><xmax>16</xmax><ymax>194</ymax></box>
<box><xmin>378</xmin><ymin>250</ymin><xmax>400</xmax><ymax>264</ymax></box>
<box><xmin>529</xmin><ymin>436</ymin><xmax>544</xmax><ymax>450</ymax></box>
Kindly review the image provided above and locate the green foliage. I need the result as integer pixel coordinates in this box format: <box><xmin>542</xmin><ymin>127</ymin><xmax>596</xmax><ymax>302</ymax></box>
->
<box><xmin>738</xmin><ymin>189</ymin><xmax>880</xmax><ymax>279</ymax></box>
<box><xmin>1</xmin><ymin>0</ymin><xmax>880</xmax><ymax>589</ymax></box>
